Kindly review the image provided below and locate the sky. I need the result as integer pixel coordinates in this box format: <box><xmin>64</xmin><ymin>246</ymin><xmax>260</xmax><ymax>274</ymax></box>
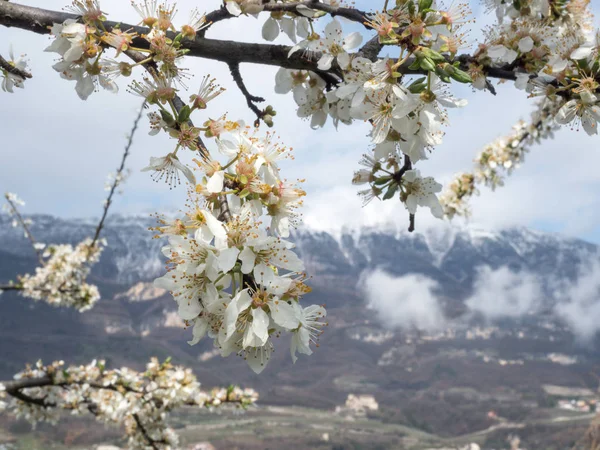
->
<box><xmin>2</xmin><ymin>0</ymin><xmax>600</xmax><ymax>243</ymax></box>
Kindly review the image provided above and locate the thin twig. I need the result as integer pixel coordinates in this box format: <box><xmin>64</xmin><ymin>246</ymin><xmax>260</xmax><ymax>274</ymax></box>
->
<box><xmin>392</xmin><ymin>155</ymin><xmax>415</xmax><ymax>233</ymax></box>
<box><xmin>0</xmin><ymin>285</ymin><xmax>22</xmax><ymax>291</ymax></box>
<box><xmin>90</xmin><ymin>101</ymin><xmax>145</xmax><ymax>248</ymax></box>
<box><xmin>228</xmin><ymin>62</ymin><xmax>265</xmax><ymax>125</ymax></box>
<box><xmin>4</xmin><ymin>194</ymin><xmax>43</xmax><ymax>264</ymax></box>
<box><xmin>0</xmin><ymin>52</ymin><xmax>31</xmax><ymax>79</ymax></box>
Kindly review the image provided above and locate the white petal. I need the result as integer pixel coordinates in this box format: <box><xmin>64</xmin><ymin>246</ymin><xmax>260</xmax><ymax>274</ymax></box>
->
<box><xmin>207</xmin><ymin>171</ymin><xmax>225</xmax><ymax>193</ymax></box>
<box><xmin>202</xmin><ymin>210</ymin><xmax>227</xmax><ymax>241</ymax></box>
<box><xmin>555</xmin><ymin>100</ymin><xmax>578</xmax><ymax>124</ymax></box>
<box><xmin>262</xmin><ymin>17</ymin><xmax>280</xmax><ymax>41</ymax></box>
<box><xmin>571</xmin><ymin>46</ymin><xmax>593</xmax><ymax>60</ymax></box>
<box><xmin>487</xmin><ymin>45</ymin><xmax>507</xmax><ymax>59</ymax></box>
<box><xmin>218</xmin><ymin>247</ymin><xmax>240</xmax><ymax>273</ymax></box>
<box><xmin>405</xmin><ymin>195</ymin><xmax>418</xmax><ymax>214</ymax></box>
<box><xmin>225</xmin><ymin>1</ymin><xmax>242</xmax><ymax>16</ymax></box>
<box><xmin>337</xmin><ymin>52</ymin><xmax>350</xmax><ymax>70</ymax></box>
<box><xmin>171</xmin><ymin>158</ymin><xmax>197</xmax><ymax>184</ymax></box>
<box><xmin>177</xmin><ymin>296</ymin><xmax>202</xmax><ymax>321</ymax></box>
<box><xmin>187</xmin><ymin>318</ymin><xmax>209</xmax><ymax>345</ymax></box>
<box><xmin>250</xmin><ymin>307</ymin><xmax>270</xmax><ymax>346</ymax></box>
<box><xmin>239</xmin><ymin>247</ymin><xmax>256</xmax><ymax>274</ymax></box>
<box><xmin>317</xmin><ymin>54</ymin><xmax>335</xmax><ymax>71</ymax></box>
<box><xmin>518</xmin><ymin>36</ymin><xmax>534</xmax><ymax>53</ymax></box>
<box><xmin>270</xmin><ymin>300</ymin><xmax>300</xmax><ymax>329</ymax></box>
<box><xmin>75</xmin><ymin>75</ymin><xmax>94</xmax><ymax>100</ymax></box>
<box><xmin>280</xmin><ymin>18</ymin><xmax>296</xmax><ymax>43</ymax></box>
<box><xmin>245</xmin><ymin>346</ymin><xmax>272</xmax><ymax>374</ymax></box>
<box><xmin>343</xmin><ymin>32</ymin><xmax>363</xmax><ymax>50</ymax></box>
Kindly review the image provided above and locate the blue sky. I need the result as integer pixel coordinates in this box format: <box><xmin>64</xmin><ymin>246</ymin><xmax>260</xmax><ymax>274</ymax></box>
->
<box><xmin>2</xmin><ymin>0</ymin><xmax>600</xmax><ymax>243</ymax></box>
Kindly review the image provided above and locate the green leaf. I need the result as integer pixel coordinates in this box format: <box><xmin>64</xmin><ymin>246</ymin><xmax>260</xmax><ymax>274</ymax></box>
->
<box><xmin>379</xmin><ymin>36</ymin><xmax>399</xmax><ymax>45</ymax></box>
<box><xmin>419</xmin><ymin>0</ymin><xmax>433</xmax><ymax>11</ymax></box>
<box><xmin>408</xmin><ymin>81</ymin><xmax>427</xmax><ymax>93</ymax></box>
<box><xmin>408</xmin><ymin>58</ymin><xmax>422</xmax><ymax>71</ymax></box>
<box><xmin>419</xmin><ymin>57</ymin><xmax>436</xmax><ymax>72</ymax></box>
<box><xmin>383</xmin><ymin>183</ymin><xmax>399</xmax><ymax>200</ymax></box>
<box><xmin>177</xmin><ymin>105</ymin><xmax>192</xmax><ymax>124</ymax></box>
<box><xmin>160</xmin><ymin>110</ymin><xmax>176</xmax><ymax>127</ymax></box>
<box><xmin>449</xmin><ymin>67</ymin><xmax>473</xmax><ymax>83</ymax></box>
<box><xmin>422</xmin><ymin>48</ymin><xmax>446</xmax><ymax>63</ymax></box>
<box><xmin>374</xmin><ymin>176</ymin><xmax>392</xmax><ymax>186</ymax></box>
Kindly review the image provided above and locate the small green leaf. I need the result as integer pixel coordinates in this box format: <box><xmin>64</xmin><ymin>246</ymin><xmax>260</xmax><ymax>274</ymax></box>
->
<box><xmin>160</xmin><ymin>110</ymin><xmax>176</xmax><ymax>127</ymax></box>
<box><xmin>383</xmin><ymin>183</ymin><xmax>399</xmax><ymax>200</ymax></box>
<box><xmin>177</xmin><ymin>105</ymin><xmax>192</xmax><ymax>124</ymax></box>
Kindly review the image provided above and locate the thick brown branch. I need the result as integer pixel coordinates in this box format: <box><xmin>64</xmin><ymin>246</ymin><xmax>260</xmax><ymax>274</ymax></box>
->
<box><xmin>0</xmin><ymin>2</ymin><xmax>523</xmax><ymax>86</ymax></box>
<box><xmin>0</xmin><ymin>52</ymin><xmax>31</xmax><ymax>79</ymax></box>
<box><xmin>357</xmin><ymin>36</ymin><xmax>383</xmax><ymax>62</ymax></box>
<box><xmin>0</xmin><ymin>3</ymin><xmax>324</xmax><ymax>73</ymax></box>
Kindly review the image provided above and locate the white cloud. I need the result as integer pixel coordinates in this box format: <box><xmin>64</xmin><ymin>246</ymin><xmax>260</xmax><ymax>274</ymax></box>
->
<box><xmin>465</xmin><ymin>266</ymin><xmax>542</xmax><ymax>321</ymax></box>
<box><xmin>361</xmin><ymin>269</ymin><xmax>445</xmax><ymax>332</ymax></box>
<box><xmin>360</xmin><ymin>262</ymin><xmax>600</xmax><ymax>344</ymax></box>
<box><xmin>554</xmin><ymin>262</ymin><xmax>600</xmax><ymax>342</ymax></box>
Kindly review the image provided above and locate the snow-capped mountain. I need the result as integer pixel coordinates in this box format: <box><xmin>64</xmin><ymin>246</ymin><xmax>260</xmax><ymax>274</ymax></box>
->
<box><xmin>0</xmin><ymin>214</ymin><xmax>597</xmax><ymax>292</ymax></box>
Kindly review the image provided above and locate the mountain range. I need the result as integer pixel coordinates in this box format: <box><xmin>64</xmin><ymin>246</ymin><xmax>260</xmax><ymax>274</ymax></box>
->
<box><xmin>1</xmin><ymin>213</ymin><xmax>600</xmax><ymax>448</ymax></box>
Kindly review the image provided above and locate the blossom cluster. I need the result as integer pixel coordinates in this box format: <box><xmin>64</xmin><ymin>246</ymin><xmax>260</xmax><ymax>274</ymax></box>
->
<box><xmin>0</xmin><ymin>46</ymin><xmax>29</xmax><ymax>93</ymax></box>
<box><xmin>43</xmin><ymin>0</ymin><xmax>209</xmax><ymax>100</ymax></box>
<box><xmin>272</xmin><ymin>2</ymin><xmax>473</xmax><ymax>224</ymax></box>
<box><xmin>66</xmin><ymin>3</ymin><xmax>333</xmax><ymax>374</ymax></box>
<box><xmin>146</xmin><ymin>116</ymin><xmax>327</xmax><ymax>373</ymax></box>
<box><xmin>18</xmin><ymin>238</ymin><xmax>105</xmax><ymax>311</ymax></box>
<box><xmin>2</xmin><ymin>192</ymin><xmax>29</xmax><ymax>230</ymax></box>
<box><xmin>1</xmin><ymin>358</ymin><xmax>257</xmax><ymax>450</ymax></box>
<box><xmin>473</xmin><ymin>0</ymin><xmax>599</xmax><ymax>131</ymax></box>
<box><xmin>1</xmin><ymin>193</ymin><xmax>105</xmax><ymax>311</ymax></box>
<box><xmin>440</xmin><ymin>96</ymin><xmax>562</xmax><ymax>218</ymax></box>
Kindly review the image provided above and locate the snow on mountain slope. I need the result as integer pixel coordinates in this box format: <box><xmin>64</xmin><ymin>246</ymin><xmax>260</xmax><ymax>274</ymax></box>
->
<box><xmin>0</xmin><ymin>214</ymin><xmax>597</xmax><ymax>291</ymax></box>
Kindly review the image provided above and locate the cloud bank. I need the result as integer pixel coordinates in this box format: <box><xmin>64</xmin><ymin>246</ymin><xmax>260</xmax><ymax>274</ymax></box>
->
<box><xmin>361</xmin><ymin>261</ymin><xmax>600</xmax><ymax>342</ymax></box>
<box><xmin>465</xmin><ymin>266</ymin><xmax>542</xmax><ymax>320</ymax></box>
<box><xmin>361</xmin><ymin>269</ymin><xmax>445</xmax><ymax>332</ymax></box>
<box><xmin>554</xmin><ymin>262</ymin><xmax>600</xmax><ymax>342</ymax></box>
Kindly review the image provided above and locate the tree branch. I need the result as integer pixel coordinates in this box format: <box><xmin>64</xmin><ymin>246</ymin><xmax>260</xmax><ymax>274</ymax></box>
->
<box><xmin>0</xmin><ymin>52</ymin><xmax>31</xmax><ymax>79</ymax></box>
<box><xmin>0</xmin><ymin>2</ymin><xmax>525</xmax><ymax>86</ymax></box>
<box><xmin>3</xmin><ymin>375</ymin><xmax>54</xmax><ymax>408</ymax></box>
<box><xmin>0</xmin><ymin>285</ymin><xmax>22</xmax><ymax>291</ymax></box>
<box><xmin>90</xmin><ymin>101</ymin><xmax>145</xmax><ymax>248</ymax></box>
<box><xmin>3</xmin><ymin>193</ymin><xmax>43</xmax><ymax>264</ymax></box>
<box><xmin>228</xmin><ymin>62</ymin><xmax>266</xmax><ymax>125</ymax></box>
<box><xmin>133</xmin><ymin>413</ymin><xmax>162</xmax><ymax>450</ymax></box>
<box><xmin>392</xmin><ymin>155</ymin><xmax>414</xmax><ymax>233</ymax></box>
